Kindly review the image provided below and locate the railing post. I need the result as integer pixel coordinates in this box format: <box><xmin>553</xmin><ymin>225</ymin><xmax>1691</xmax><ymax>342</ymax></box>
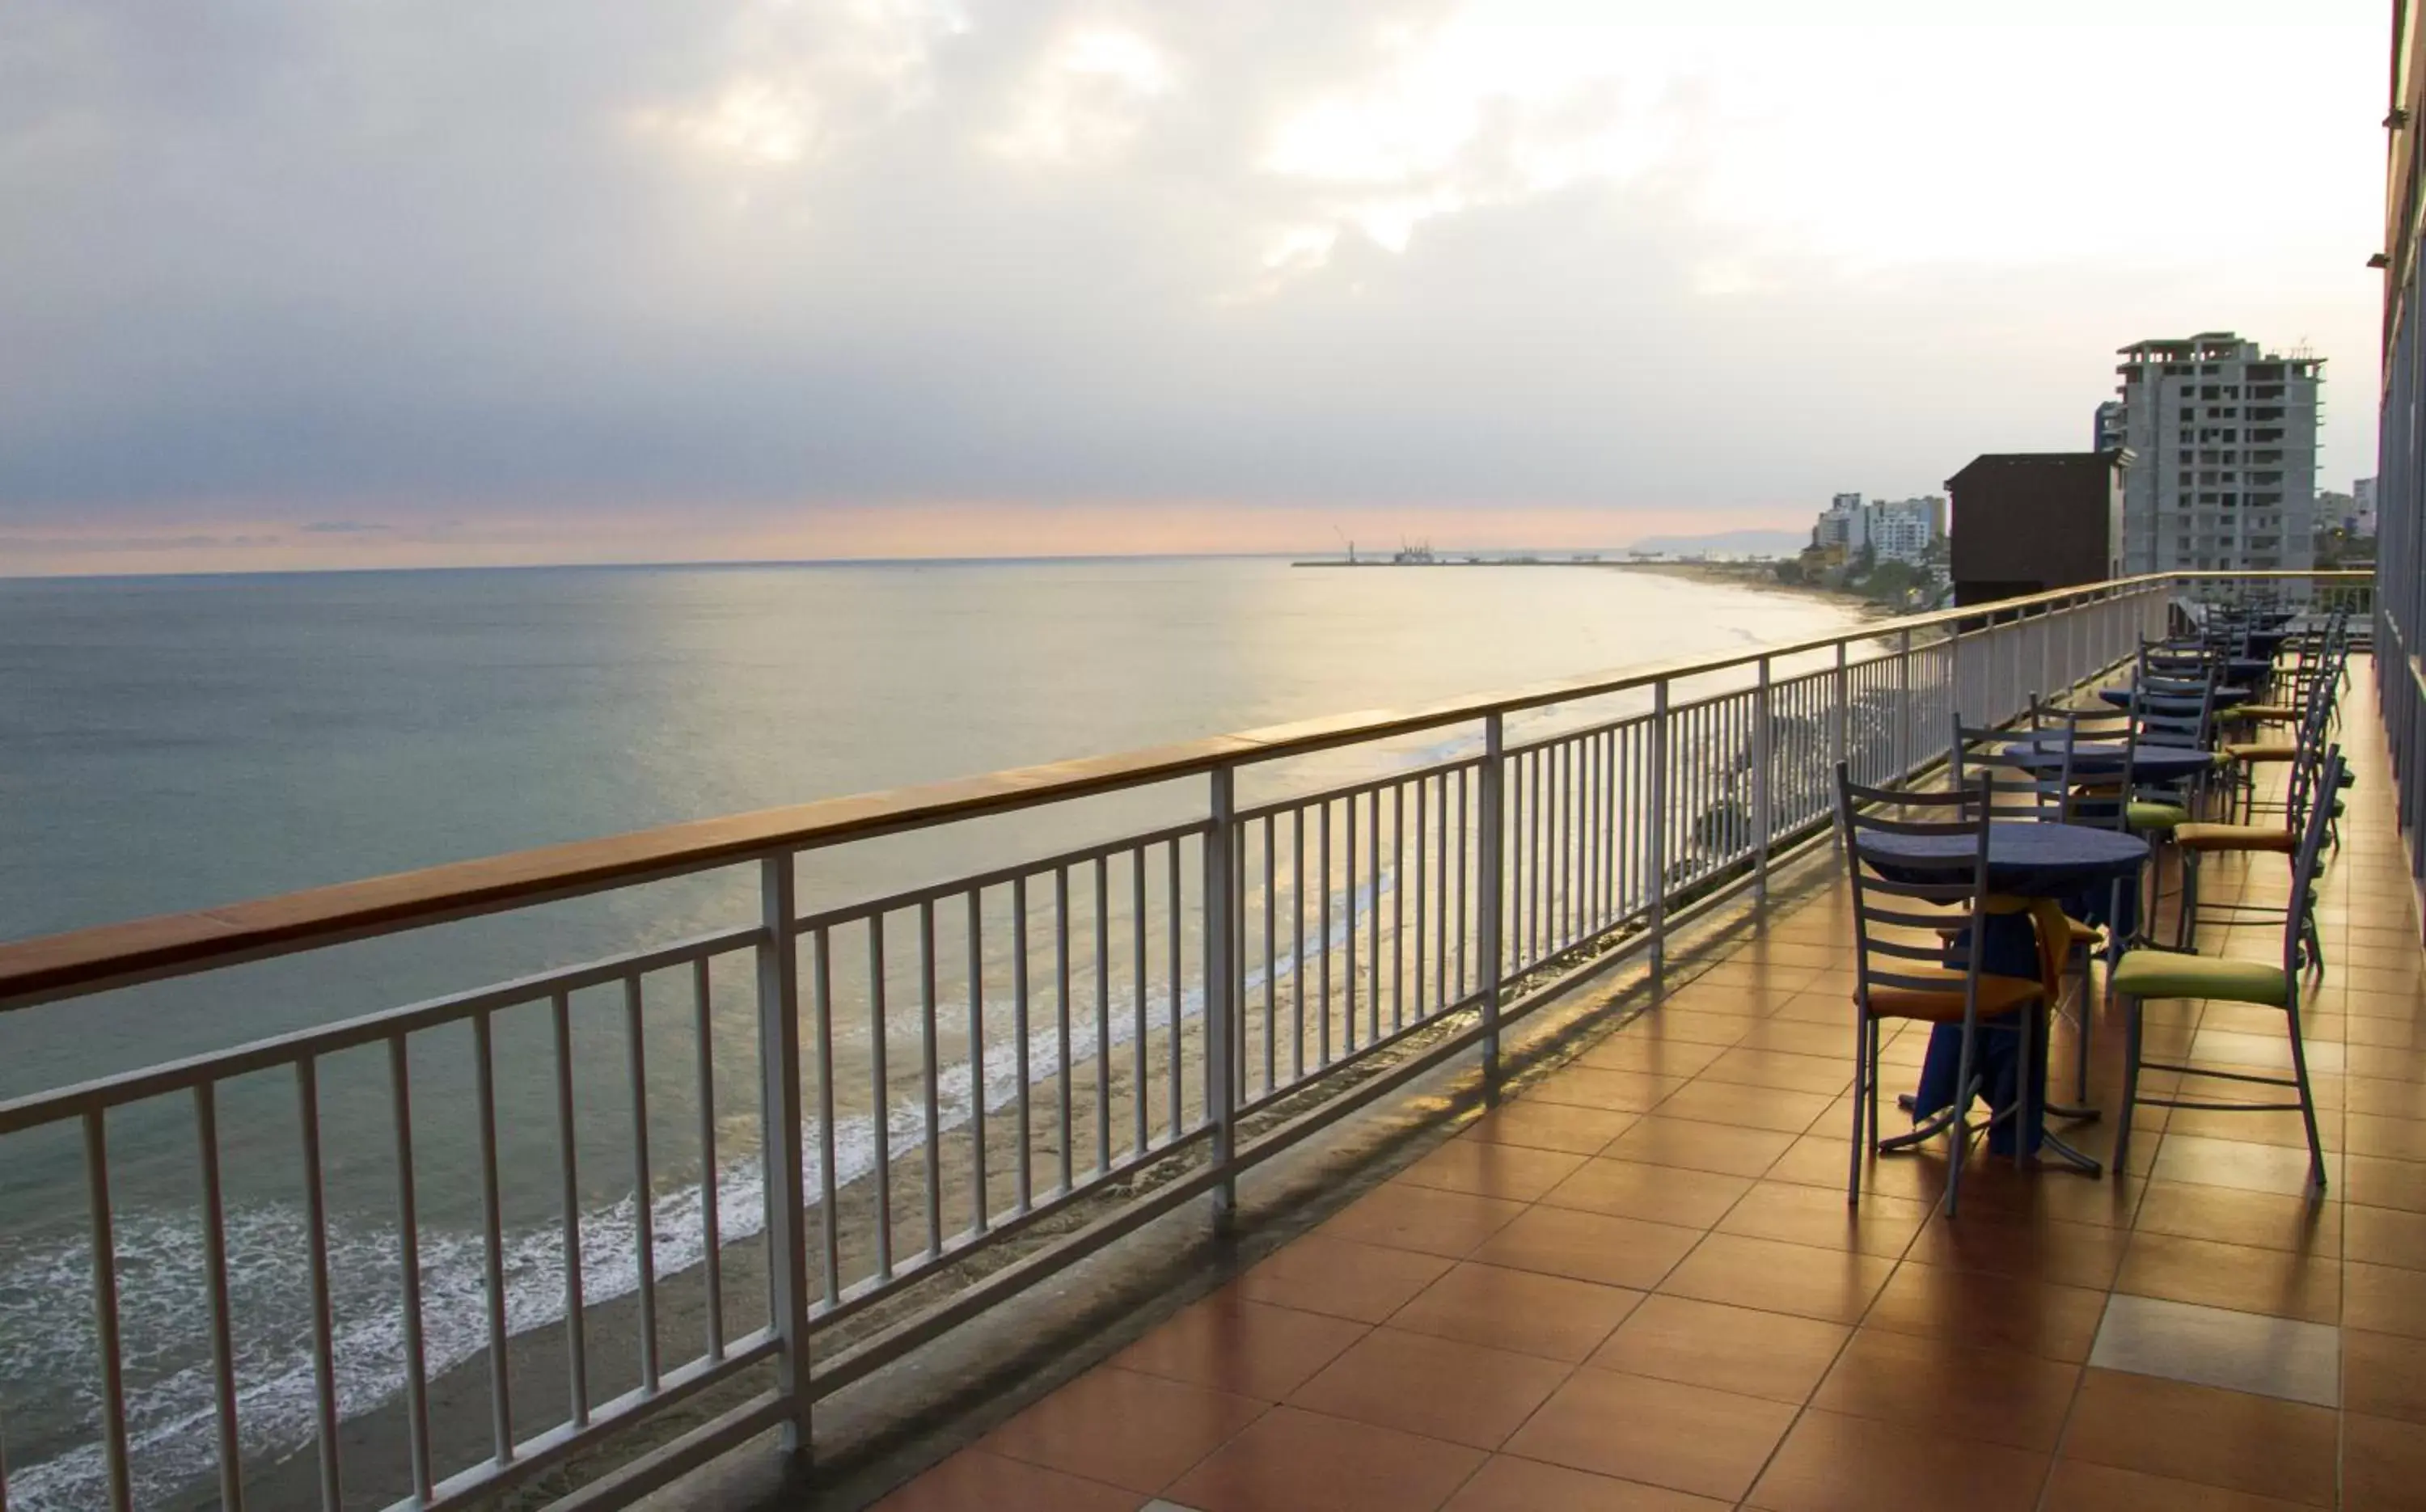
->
<box><xmin>756</xmin><ymin>854</ymin><xmax>812</xmax><ymax>1462</ymax></box>
<box><xmin>1831</xmin><ymin>642</ymin><xmax>1849</xmax><ymax>848</ymax></box>
<box><xmin>1648</xmin><ymin>680</ymin><xmax>1670</xmax><ymax>995</ymax></box>
<box><xmin>1752</xmin><ymin>657</ymin><xmax>1773</xmax><ymax>906</ymax></box>
<box><xmin>1205</xmin><ymin>765</ymin><xmax>1238</xmax><ymax>1225</ymax></box>
<box><xmin>1894</xmin><ymin>628</ymin><xmax>1913</xmax><ymax>779</ymax></box>
<box><xmin>1478</xmin><ymin>712</ymin><xmax>1506</xmax><ymax>1098</ymax></box>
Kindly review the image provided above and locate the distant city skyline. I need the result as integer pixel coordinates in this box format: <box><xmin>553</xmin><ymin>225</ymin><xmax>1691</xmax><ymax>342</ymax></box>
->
<box><xmin>0</xmin><ymin>0</ymin><xmax>2388</xmax><ymax>576</ymax></box>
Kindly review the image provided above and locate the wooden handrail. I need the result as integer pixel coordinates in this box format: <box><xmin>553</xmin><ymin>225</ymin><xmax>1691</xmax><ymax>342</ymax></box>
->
<box><xmin>0</xmin><ymin>569</ymin><xmax>2369</xmax><ymax>1007</ymax></box>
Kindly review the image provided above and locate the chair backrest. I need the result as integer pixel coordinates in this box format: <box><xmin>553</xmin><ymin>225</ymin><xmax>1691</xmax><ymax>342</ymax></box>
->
<box><xmin>1835</xmin><ymin>763</ymin><xmax>1997</xmax><ymax>1016</ymax></box>
<box><xmin>2280</xmin><ymin>743</ymin><xmax>2344</xmax><ymax>985</ymax></box>
<box><xmin>2128</xmin><ymin>669</ymin><xmax>2215</xmax><ymax>752</ymax></box>
<box><xmin>2028</xmin><ymin>699</ymin><xmax>2132</xmax><ymax>830</ymax></box>
<box><xmin>1949</xmin><ymin>716</ymin><xmax>2069</xmax><ymax>823</ymax></box>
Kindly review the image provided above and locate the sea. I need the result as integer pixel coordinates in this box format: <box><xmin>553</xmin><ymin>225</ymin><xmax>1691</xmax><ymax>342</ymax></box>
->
<box><xmin>0</xmin><ymin>557</ymin><xmax>1862</xmax><ymax>1507</ymax></box>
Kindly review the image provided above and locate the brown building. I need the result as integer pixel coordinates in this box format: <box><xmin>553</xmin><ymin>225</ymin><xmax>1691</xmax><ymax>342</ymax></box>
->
<box><xmin>1946</xmin><ymin>450</ymin><xmax>2131</xmax><ymax>606</ymax></box>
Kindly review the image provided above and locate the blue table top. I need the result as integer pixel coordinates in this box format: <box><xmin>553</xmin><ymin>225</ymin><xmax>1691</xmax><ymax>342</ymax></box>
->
<box><xmin>1859</xmin><ymin>820</ymin><xmax>2149</xmax><ymax>895</ymax></box>
<box><xmin>2001</xmin><ymin>737</ymin><xmax>2215</xmax><ymax>783</ymax></box>
<box><xmin>2096</xmin><ymin>685</ymin><xmax>2252</xmax><ymax>708</ymax></box>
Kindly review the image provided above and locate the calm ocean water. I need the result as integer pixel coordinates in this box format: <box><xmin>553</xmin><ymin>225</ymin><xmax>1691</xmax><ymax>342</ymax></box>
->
<box><xmin>0</xmin><ymin>558</ymin><xmax>1858</xmax><ymax>1506</ymax></box>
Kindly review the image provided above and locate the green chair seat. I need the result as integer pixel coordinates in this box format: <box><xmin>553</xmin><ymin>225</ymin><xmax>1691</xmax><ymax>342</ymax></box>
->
<box><xmin>2111</xmin><ymin>951</ymin><xmax>2287</xmax><ymax>1007</ymax></box>
<box><xmin>2128</xmin><ymin>801</ymin><xmax>2189</xmax><ymax>831</ymax></box>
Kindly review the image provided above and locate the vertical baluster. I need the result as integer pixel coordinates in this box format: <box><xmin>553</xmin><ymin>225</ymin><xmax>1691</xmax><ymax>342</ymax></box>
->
<box><xmin>1055</xmin><ymin>866</ymin><xmax>1074</xmax><ymax>1195</ymax></box>
<box><xmin>1014</xmin><ymin>875</ymin><xmax>1033</xmax><ymax>1209</ymax></box>
<box><xmin>1479</xmin><ymin>712</ymin><xmax>1507</xmax><ymax>1090</ymax></box>
<box><xmin>968</xmin><ymin>892</ymin><xmax>991</xmax><ymax>1234</ymax></box>
<box><xmin>85</xmin><ymin>1110</ymin><xmax>133</xmax><ymax>1512</ymax></box>
<box><xmin>551</xmin><ymin>992</ymin><xmax>590</xmax><ymax>1424</ymax></box>
<box><xmin>389</xmin><ymin>1037</ymin><xmax>434</xmax><ymax>1501</ymax></box>
<box><xmin>1413</xmin><ymin>777</ymin><xmax>1428</xmax><ymax>1018</ymax></box>
<box><xmin>1293</xmin><ymin>808</ymin><xmax>1308</xmax><ymax>1080</ymax></box>
<box><xmin>1344</xmin><ymin>792</ymin><xmax>1359</xmax><ymax>1053</ymax></box>
<box><xmin>1095</xmin><ymin>857</ymin><xmax>1112</xmax><ymax>1173</ymax></box>
<box><xmin>295</xmin><ymin>1062</ymin><xmax>342</xmax><ymax>1509</ymax></box>
<box><xmin>1262</xmin><ymin>813</ymin><xmax>1277</xmax><ymax>1088</ymax></box>
<box><xmin>691</xmin><ymin>958</ymin><xmax>725</xmax><ymax>1360</ymax></box>
<box><xmin>193</xmin><ymin>1083</ymin><xmax>246</xmax><ymax>1510</ymax></box>
<box><xmin>1390</xmin><ymin>782</ymin><xmax>1405</xmax><ymax>1031</ymax></box>
<box><xmin>471</xmin><ymin>1012</ymin><xmax>514</xmax><ymax>1461</ymax></box>
<box><xmin>1207</xmin><ymin>767</ymin><xmax>1238</xmax><ymax>1221</ymax></box>
<box><xmin>1367</xmin><ymin>785</ymin><xmax>1383</xmax><ymax>1041</ymax></box>
<box><xmin>811</xmin><ymin>924</ymin><xmax>842</xmax><ymax>1300</ymax></box>
<box><xmin>1649</xmin><ymin>682</ymin><xmax>1670</xmax><ymax>990</ymax></box>
<box><xmin>869</xmin><ymin>915</ymin><xmax>894</xmax><ymax>1274</ymax></box>
<box><xmin>1454</xmin><ymin>765</ymin><xmax>1469</xmax><ymax>999</ymax></box>
<box><xmin>624</xmin><ymin>977</ymin><xmax>660</xmax><ymax>1393</ymax></box>
<box><xmin>1167</xmin><ymin>839</ymin><xmax>1183</xmax><ymax>1139</ymax></box>
<box><xmin>920</xmin><ymin>899</ymin><xmax>943</xmax><ymax>1256</ymax></box>
<box><xmin>1320</xmin><ymin>801</ymin><xmax>1335</xmax><ymax>1065</ymax></box>
<box><xmin>1433</xmin><ymin>772</ymin><xmax>1449</xmax><ymax>1008</ymax></box>
<box><xmin>1131</xmin><ymin>851</ymin><xmax>1148</xmax><ymax>1157</ymax></box>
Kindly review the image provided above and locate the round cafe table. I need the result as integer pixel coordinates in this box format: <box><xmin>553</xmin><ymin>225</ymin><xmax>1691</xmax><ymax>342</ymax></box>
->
<box><xmin>1857</xmin><ymin>821</ymin><xmax>2149</xmax><ymax>1168</ymax></box>
<box><xmin>2001</xmin><ymin>737</ymin><xmax>2215</xmax><ymax>786</ymax></box>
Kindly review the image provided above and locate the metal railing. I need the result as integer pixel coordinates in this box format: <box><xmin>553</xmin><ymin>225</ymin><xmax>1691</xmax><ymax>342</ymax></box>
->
<box><xmin>0</xmin><ymin>570</ymin><xmax>2361</xmax><ymax>1512</ymax></box>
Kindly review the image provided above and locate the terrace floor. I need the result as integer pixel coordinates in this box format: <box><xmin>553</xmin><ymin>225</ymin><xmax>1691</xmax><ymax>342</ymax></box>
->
<box><xmin>865</xmin><ymin>666</ymin><xmax>2426</xmax><ymax>1512</ymax></box>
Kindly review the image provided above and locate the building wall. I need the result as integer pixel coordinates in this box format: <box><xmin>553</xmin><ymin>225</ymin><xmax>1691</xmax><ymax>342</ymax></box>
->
<box><xmin>1946</xmin><ymin>457</ymin><xmax>2120</xmax><ymax>605</ymax></box>
<box><xmin>2113</xmin><ymin>334</ymin><xmax>2321</xmax><ymax>575</ymax></box>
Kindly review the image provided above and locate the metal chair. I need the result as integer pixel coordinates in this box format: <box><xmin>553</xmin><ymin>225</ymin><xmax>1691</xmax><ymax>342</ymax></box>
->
<box><xmin>2113</xmin><ymin>745</ymin><xmax>2344</xmax><ymax>1192</ymax></box>
<box><xmin>1836</xmin><ymin>763</ymin><xmax>2044</xmax><ymax>1216</ymax></box>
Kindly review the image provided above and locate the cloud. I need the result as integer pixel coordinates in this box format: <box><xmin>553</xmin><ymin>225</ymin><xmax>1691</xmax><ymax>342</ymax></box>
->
<box><xmin>0</xmin><ymin>0</ymin><xmax>2388</xmax><ymax>559</ymax></box>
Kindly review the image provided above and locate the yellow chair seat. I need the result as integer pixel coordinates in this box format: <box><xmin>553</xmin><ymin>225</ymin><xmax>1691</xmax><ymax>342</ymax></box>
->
<box><xmin>2175</xmin><ymin>821</ymin><xmax>2298</xmax><ymax>853</ymax></box>
<box><xmin>2111</xmin><ymin>951</ymin><xmax>2287</xmax><ymax>1007</ymax></box>
<box><xmin>2221</xmin><ymin>703</ymin><xmax>2301</xmax><ymax>722</ymax></box>
<box><xmin>1862</xmin><ymin>973</ymin><xmax>2043</xmax><ymax>1023</ymax></box>
<box><xmin>2224</xmin><ymin>742</ymin><xmax>2301</xmax><ymax>763</ymax></box>
<box><xmin>2066</xmin><ymin>916</ymin><xmax>2103</xmax><ymax>944</ymax></box>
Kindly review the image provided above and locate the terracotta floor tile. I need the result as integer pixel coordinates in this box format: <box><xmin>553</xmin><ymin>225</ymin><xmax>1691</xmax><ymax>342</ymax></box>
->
<box><xmin>1765</xmin><ymin>1134</ymin><xmax>1948</xmax><ymax>1202</ymax></box>
<box><xmin>1634</xmin><ymin>1009</ymin><xmax>1760</xmax><ymax>1045</ymax></box>
<box><xmin>871</xmin><ymin>1448</ymin><xmax>1145</xmax><ymax>1512</ymax></box>
<box><xmin>1902</xmin><ymin>1210</ymin><xmax>2129</xmax><ymax>1290</ymax></box>
<box><xmin>2158</xmin><ymin>1105</ymin><xmax>2339</xmax><ymax>1152</ymax></box>
<box><xmin>982</xmin><ymin>1366</ymin><xmax>1266</xmax><ymax>1494</ymax></box>
<box><xmin>1587</xmin><ymin>1293</ymin><xmax>1848</xmax><ymax>1403</ymax></box>
<box><xmin>2344</xmin><ymin>1043</ymin><xmax>2426</xmax><ymax>1082</ymax></box>
<box><xmin>1655</xmin><ymin>1232</ymin><xmax>1894</xmax><ymax>1323</ymax></box>
<box><xmin>1862</xmin><ymin>1261</ymin><xmax>2107</xmax><ymax>1362</ymax></box>
<box><xmin>2347</xmin><ymin>1258</ymin><xmax>2426</xmax><ymax>1337</ymax></box>
<box><xmin>1735</xmin><ymin>1018</ymin><xmax>1864</xmax><ymax>1058</ymax></box>
<box><xmin>2131</xmin><ymin>1181</ymin><xmax>2339</xmax><ymax>1256</ymax></box>
<box><xmin>1280</xmin><ymin>1327</ymin><xmax>1569</xmax><ymax>1453</ymax></box>
<box><xmin>2344</xmin><ymin>1326</ymin><xmax>2426</xmax><ymax>1424</ymax></box>
<box><xmin>1811</xmin><ymin>1326</ymin><xmax>2080</xmax><ymax>1451</ymax></box>
<box><xmin>2148</xmin><ymin>1133</ymin><xmax>2337</xmax><ymax>1197</ymax></box>
<box><xmin>1532</xmin><ymin>1065</ymin><xmax>1693</xmax><ymax>1113</ymax></box>
<box><xmin>1387</xmin><ymin>1261</ymin><xmax>1643</xmax><ymax>1362</ymax></box>
<box><xmin>1745</xmin><ymin>1408</ymin><xmax>2048</xmax><ymax>1512</ymax></box>
<box><xmin>1574</xmin><ymin>1036</ymin><xmax>1727</xmax><ymax>1079</ymax></box>
<box><xmin>1397</xmin><ymin>1139</ymin><xmax>1589</xmax><ymax>1203</ymax></box>
<box><xmin>2348</xmin><ymin>1074</ymin><xmax>2426</xmax><ymax>1118</ymax></box>
<box><xmin>1235</xmin><ymin>1235</ymin><xmax>1452</xmax><ymax>1324</ymax></box>
<box><xmin>1502</xmin><ymin>1367</ymin><xmax>1796</xmax><ymax>1502</ymax></box>
<box><xmin>1458</xmin><ymin>1101</ymin><xmax>1637</xmax><ymax>1156</ymax></box>
<box><xmin>1468</xmin><ymin>1205</ymin><xmax>1702</xmax><ymax>1290</ymax></box>
<box><xmin>2057</xmin><ymin>1369</ymin><xmax>2335</xmax><ymax>1506</ymax></box>
<box><xmin>1318</xmin><ymin>1181</ymin><xmax>1528</xmax><ymax>1258</ymax></box>
<box><xmin>1652</xmin><ymin>1078</ymin><xmax>1835</xmax><ymax>1134</ymax></box>
<box><xmin>1439</xmin><ymin>1455</ymin><xmax>1731</xmax><ymax>1511</ymax></box>
<box><xmin>1164</xmin><ymin>1404</ymin><xmax>1485</xmax><ymax>1512</ymax></box>
<box><xmin>2345</xmin><ymin>1202</ymin><xmax>2426</xmax><ymax>1269</ymax></box>
<box><xmin>2346</xmin><ymin>1411</ymin><xmax>2426</xmax><ymax>1512</ymax></box>
<box><xmin>1715</xmin><ymin>1180</ymin><xmax>1929</xmax><ymax>1256</ymax></box>
<box><xmin>1770</xmin><ymin>990</ymin><xmax>1866</xmax><ymax>1024</ymax></box>
<box><xmin>1693</xmin><ymin>961</ymin><xmax>1824</xmax><ymax>995</ymax></box>
<box><xmin>2037</xmin><ymin>1459</ymin><xmax>2313</xmax><ymax>1511</ymax></box>
<box><xmin>1930</xmin><ymin>1158</ymin><xmax>2145</xmax><ymax>1229</ymax></box>
<box><xmin>1112</xmin><ymin>1293</ymin><xmax>1370</xmax><ymax>1401</ymax></box>
<box><xmin>1699</xmin><ymin>1046</ymin><xmax>1856</xmax><ymax>1096</ymax></box>
<box><xmin>2351</xmin><ymin>1111</ymin><xmax>2426</xmax><ymax>1161</ymax></box>
<box><xmin>1604</xmin><ymin>1115</ymin><xmax>1798</xmax><ymax>1177</ymax></box>
<box><xmin>1539</xmin><ymin>1156</ymin><xmax>1752</xmax><ymax>1228</ymax></box>
<box><xmin>2346</xmin><ymin>1152</ymin><xmax>2426</xmax><ymax>1211</ymax></box>
<box><xmin>2113</xmin><ymin>1231</ymin><xmax>2339</xmax><ymax>1323</ymax></box>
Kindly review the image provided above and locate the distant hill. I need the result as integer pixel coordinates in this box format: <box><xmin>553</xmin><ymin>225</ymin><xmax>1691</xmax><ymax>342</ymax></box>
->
<box><xmin>1624</xmin><ymin>528</ymin><xmax>1805</xmax><ymax>559</ymax></box>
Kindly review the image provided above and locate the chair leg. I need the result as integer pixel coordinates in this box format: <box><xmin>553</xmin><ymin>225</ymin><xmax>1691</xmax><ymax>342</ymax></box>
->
<box><xmin>2014</xmin><ymin>1011</ymin><xmax>2035</xmax><ymax>1172</ymax></box>
<box><xmin>1847</xmin><ymin>1010</ymin><xmax>1869</xmax><ymax>1206</ymax></box>
<box><xmin>2284</xmin><ymin>1001</ymin><xmax>2327</xmax><ymax>1194</ymax></box>
<box><xmin>1944</xmin><ymin>1020</ymin><xmax>1976</xmax><ymax>1218</ymax></box>
<box><xmin>2176</xmin><ymin>851</ymin><xmax>2202</xmax><ymax>951</ymax></box>
<box><xmin>2114</xmin><ymin>995</ymin><xmax>2142</xmax><ymax>1175</ymax></box>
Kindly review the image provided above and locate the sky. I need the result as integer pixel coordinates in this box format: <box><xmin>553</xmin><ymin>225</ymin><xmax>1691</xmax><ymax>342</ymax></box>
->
<box><xmin>0</xmin><ymin>0</ymin><xmax>2396</xmax><ymax>574</ymax></box>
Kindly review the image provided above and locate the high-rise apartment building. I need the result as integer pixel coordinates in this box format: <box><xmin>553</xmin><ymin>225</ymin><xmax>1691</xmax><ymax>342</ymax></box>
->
<box><xmin>1807</xmin><ymin>493</ymin><xmax>1944</xmax><ymax>566</ymax></box>
<box><xmin>2111</xmin><ymin>332</ymin><xmax>2321</xmax><ymax>574</ymax></box>
<box><xmin>2094</xmin><ymin>400</ymin><xmax>2125</xmax><ymax>454</ymax></box>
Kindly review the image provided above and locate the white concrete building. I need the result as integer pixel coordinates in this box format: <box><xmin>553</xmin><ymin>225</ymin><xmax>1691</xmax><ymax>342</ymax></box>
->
<box><xmin>1810</xmin><ymin>493</ymin><xmax>1942</xmax><ymax>565</ymax></box>
<box><xmin>2356</xmin><ymin>476</ymin><xmax>2379</xmax><ymax>535</ymax></box>
<box><xmin>2111</xmin><ymin>332</ymin><xmax>2321</xmax><ymax>574</ymax></box>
